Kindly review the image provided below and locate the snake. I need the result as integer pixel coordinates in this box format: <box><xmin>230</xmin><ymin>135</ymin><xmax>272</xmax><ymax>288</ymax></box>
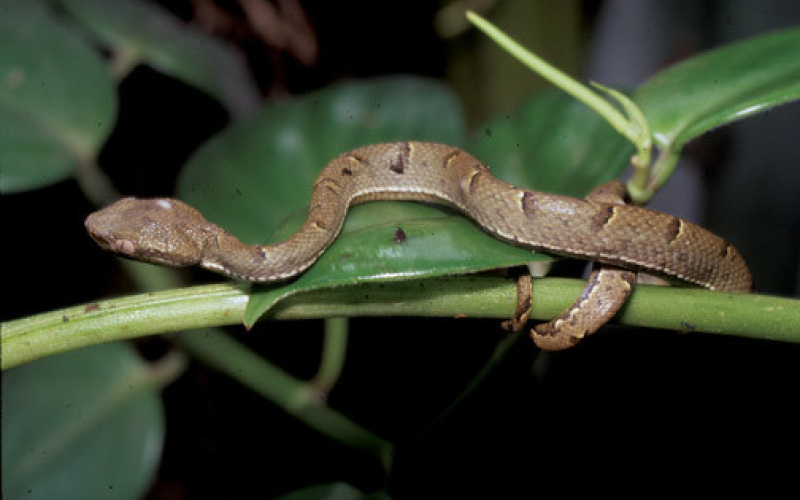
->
<box><xmin>85</xmin><ymin>141</ymin><xmax>753</xmax><ymax>350</ymax></box>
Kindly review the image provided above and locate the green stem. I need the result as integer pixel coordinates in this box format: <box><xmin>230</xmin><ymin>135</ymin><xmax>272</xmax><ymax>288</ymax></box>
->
<box><xmin>174</xmin><ymin>328</ymin><xmax>392</xmax><ymax>466</ymax></box>
<box><xmin>108</xmin><ymin>43</ymin><xmax>142</xmax><ymax>82</ymax></box>
<box><xmin>466</xmin><ymin>11</ymin><xmax>633</xmax><ymax>143</ymax></box>
<box><xmin>313</xmin><ymin>318</ymin><xmax>350</xmax><ymax>395</ymax></box>
<box><xmin>649</xmin><ymin>146</ymin><xmax>682</xmax><ymax>193</ymax></box>
<box><xmin>466</xmin><ymin>10</ymin><xmax>666</xmax><ymax>201</ymax></box>
<box><xmin>146</xmin><ymin>349</ymin><xmax>189</xmax><ymax>388</ymax></box>
<box><xmin>73</xmin><ymin>156</ymin><xmax>120</xmax><ymax>207</ymax></box>
<box><xmin>2</xmin><ymin>283</ymin><xmax>250</xmax><ymax>370</ymax></box>
<box><xmin>4</xmin><ymin>277</ymin><xmax>798</xmax><ymax>371</ymax></box>
<box><xmin>418</xmin><ymin>327</ymin><xmax>526</xmax><ymax>438</ymax></box>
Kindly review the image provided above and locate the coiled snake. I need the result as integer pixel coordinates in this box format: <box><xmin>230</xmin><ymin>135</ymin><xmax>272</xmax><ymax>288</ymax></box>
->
<box><xmin>85</xmin><ymin>142</ymin><xmax>752</xmax><ymax>350</ymax></box>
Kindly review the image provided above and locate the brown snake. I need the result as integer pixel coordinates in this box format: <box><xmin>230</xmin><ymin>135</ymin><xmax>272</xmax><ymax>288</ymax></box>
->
<box><xmin>85</xmin><ymin>142</ymin><xmax>752</xmax><ymax>350</ymax></box>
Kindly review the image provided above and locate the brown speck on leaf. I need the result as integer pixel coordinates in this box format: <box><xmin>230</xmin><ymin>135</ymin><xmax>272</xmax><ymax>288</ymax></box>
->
<box><xmin>393</xmin><ymin>228</ymin><xmax>407</xmax><ymax>243</ymax></box>
<box><xmin>454</xmin><ymin>313</ymin><xmax>468</xmax><ymax>319</ymax></box>
<box><xmin>62</xmin><ymin>315</ymin><xmax>69</xmax><ymax>322</ymax></box>
<box><xmin>85</xmin><ymin>303</ymin><xmax>99</xmax><ymax>312</ymax></box>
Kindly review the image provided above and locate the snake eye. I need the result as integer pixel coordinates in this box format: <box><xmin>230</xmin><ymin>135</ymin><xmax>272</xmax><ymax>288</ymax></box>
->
<box><xmin>112</xmin><ymin>239</ymin><xmax>137</xmax><ymax>255</ymax></box>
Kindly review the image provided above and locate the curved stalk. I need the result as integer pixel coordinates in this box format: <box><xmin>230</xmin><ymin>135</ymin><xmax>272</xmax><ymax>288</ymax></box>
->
<box><xmin>4</xmin><ymin>277</ymin><xmax>798</xmax><ymax>371</ymax></box>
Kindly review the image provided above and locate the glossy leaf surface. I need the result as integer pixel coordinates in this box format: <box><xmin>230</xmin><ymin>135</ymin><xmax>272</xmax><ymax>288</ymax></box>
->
<box><xmin>0</xmin><ymin>3</ymin><xmax>115</xmax><ymax>193</ymax></box>
<box><xmin>178</xmin><ymin>77</ymin><xmax>466</xmax><ymax>241</ymax></box>
<box><xmin>635</xmin><ymin>27</ymin><xmax>800</xmax><ymax>150</ymax></box>
<box><xmin>245</xmin><ymin>202</ymin><xmax>551</xmax><ymax>326</ymax></box>
<box><xmin>57</xmin><ymin>0</ymin><xmax>259</xmax><ymax>116</ymax></box>
<box><xmin>177</xmin><ymin>77</ymin><xmax>545</xmax><ymax>323</ymax></box>
<box><xmin>2</xmin><ymin>343</ymin><xmax>164</xmax><ymax>500</ymax></box>
<box><xmin>470</xmin><ymin>90</ymin><xmax>633</xmax><ymax>197</ymax></box>
<box><xmin>178</xmin><ymin>78</ymin><xmax>633</xmax><ymax>324</ymax></box>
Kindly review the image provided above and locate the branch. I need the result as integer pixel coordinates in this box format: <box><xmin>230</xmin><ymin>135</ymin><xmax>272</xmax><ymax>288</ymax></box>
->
<box><xmin>3</xmin><ymin>277</ymin><xmax>798</xmax><ymax>370</ymax></box>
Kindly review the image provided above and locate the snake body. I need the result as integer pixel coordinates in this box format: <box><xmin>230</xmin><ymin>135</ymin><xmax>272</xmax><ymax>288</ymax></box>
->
<box><xmin>85</xmin><ymin>142</ymin><xmax>752</xmax><ymax>349</ymax></box>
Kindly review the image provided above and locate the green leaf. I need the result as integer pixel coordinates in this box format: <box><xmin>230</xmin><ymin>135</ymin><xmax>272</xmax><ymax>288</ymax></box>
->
<box><xmin>176</xmin><ymin>77</ymin><xmax>548</xmax><ymax>324</ymax></box>
<box><xmin>469</xmin><ymin>90</ymin><xmax>633</xmax><ymax>197</ymax></box>
<box><xmin>56</xmin><ymin>0</ymin><xmax>259</xmax><ymax>116</ymax></box>
<box><xmin>178</xmin><ymin>76</ymin><xmax>466</xmax><ymax>241</ymax></box>
<box><xmin>245</xmin><ymin>203</ymin><xmax>549</xmax><ymax>327</ymax></box>
<box><xmin>2</xmin><ymin>343</ymin><xmax>164</xmax><ymax>500</ymax></box>
<box><xmin>635</xmin><ymin>27</ymin><xmax>800</xmax><ymax>150</ymax></box>
<box><xmin>0</xmin><ymin>3</ymin><xmax>116</xmax><ymax>193</ymax></box>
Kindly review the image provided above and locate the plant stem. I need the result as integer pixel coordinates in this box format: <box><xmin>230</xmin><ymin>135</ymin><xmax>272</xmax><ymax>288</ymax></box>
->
<box><xmin>4</xmin><ymin>277</ymin><xmax>798</xmax><ymax>371</ymax></box>
<box><xmin>174</xmin><ymin>328</ymin><xmax>392</xmax><ymax>466</ymax></box>
<box><xmin>649</xmin><ymin>146</ymin><xmax>682</xmax><ymax>193</ymax></box>
<box><xmin>313</xmin><ymin>318</ymin><xmax>350</xmax><ymax>395</ymax></box>
<box><xmin>2</xmin><ymin>283</ymin><xmax>250</xmax><ymax>370</ymax></box>
<box><xmin>466</xmin><ymin>10</ymin><xmax>666</xmax><ymax>202</ymax></box>
<box><xmin>466</xmin><ymin>11</ymin><xmax>632</xmax><ymax>143</ymax></box>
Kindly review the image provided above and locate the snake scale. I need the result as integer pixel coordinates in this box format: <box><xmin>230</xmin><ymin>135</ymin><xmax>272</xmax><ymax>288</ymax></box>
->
<box><xmin>86</xmin><ymin>142</ymin><xmax>752</xmax><ymax>350</ymax></box>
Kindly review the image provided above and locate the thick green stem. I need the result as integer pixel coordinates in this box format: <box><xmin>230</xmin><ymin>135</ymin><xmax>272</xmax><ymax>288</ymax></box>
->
<box><xmin>2</xmin><ymin>283</ymin><xmax>250</xmax><ymax>370</ymax></box>
<box><xmin>4</xmin><ymin>278</ymin><xmax>798</xmax><ymax>371</ymax></box>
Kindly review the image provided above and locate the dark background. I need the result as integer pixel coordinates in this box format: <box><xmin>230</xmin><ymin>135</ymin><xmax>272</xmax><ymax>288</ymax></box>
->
<box><xmin>4</xmin><ymin>0</ymin><xmax>799</xmax><ymax>497</ymax></box>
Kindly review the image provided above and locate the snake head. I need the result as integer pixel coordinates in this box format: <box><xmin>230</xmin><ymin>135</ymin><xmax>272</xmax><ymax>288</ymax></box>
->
<box><xmin>85</xmin><ymin>197</ymin><xmax>211</xmax><ymax>267</ymax></box>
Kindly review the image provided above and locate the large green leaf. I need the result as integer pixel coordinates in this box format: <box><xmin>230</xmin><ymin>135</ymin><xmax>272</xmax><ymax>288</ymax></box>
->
<box><xmin>2</xmin><ymin>343</ymin><xmax>164</xmax><ymax>500</ymax></box>
<box><xmin>635</xmin><ymin>27</ymin><xmax>800</xmax><ymax>150</ymax></box>
<box><xmin>177</xmin><ymin>78</ymin><xmax>636</xmax><ymax>324</ymax></box>
<box><xmin>0</xmin><ymin>2</ymin><xmax>116</xmax><ymax>193</ymax></box>
<box><xmin>178</xmin><ymin>77</ymin><xmax>467</xmax><ymax>240</ymax></box>
<box><xmin>177</xmin><ymin>77</ymin><xmax>548</xmax><ymax>324</ymax></box>
<box><xmin>56</xmin><ymin>0</ymin><xmax>259</xmax><ymax>116</ymax></box>
<box><xmin>469</xmin><ymin>90</ymin><xmax>633</xmax><ymax>197</ymax></box>
<box><xmin>176</xmin><ymin>77</ymin><xmax>543</xmax><ymax>323</ymax></box>
<box><xmin>245</xmin><ymin>202</ymin><xmax>551</xmax><ymax>326</ymax></box>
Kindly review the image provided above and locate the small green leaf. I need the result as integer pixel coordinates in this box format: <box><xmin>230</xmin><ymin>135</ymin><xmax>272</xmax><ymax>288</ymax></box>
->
<box><xmin>469</xmin><ymin>90</ymin><xmax>633</xmax><ymax>197</ymax></box>
<box><xmin>2</xmin><ymin>343</ymin><xmax>164</xmax><ymax>500</ymax></box>
<box><xmin>56</xmin><ymin>0</ymin><xmax>259</xmax><ymax>116</ymax></box>
<box><xmin>0</xmin><ymin>3</ymin><xmax>116</xmax><ymax>193</ymax></box>
<box><xmin>635</xmin><ymin>27</ymin><xmax>800</xmax><ymax>150</ymax></box>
